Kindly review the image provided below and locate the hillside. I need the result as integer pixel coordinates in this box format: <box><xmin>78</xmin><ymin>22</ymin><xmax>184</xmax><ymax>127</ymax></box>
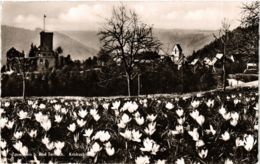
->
<box><xmin>1</xmin><ymin>25</ymin><xmax>217</xmax><ymax>65</ymax></box>
<box><xmin>1</xmin><ymin>25</ymin><xmax>98</xmax><ymax>64</ymax></box>
<box><xmin>62</xmin><ymin>29</ymin><xmax>217</xmax><ymax>57</ymax></box>
<box><xmin>190</xmin><ymin>25</ymin><xmax>258</xmax><ymax>63</ymax></box>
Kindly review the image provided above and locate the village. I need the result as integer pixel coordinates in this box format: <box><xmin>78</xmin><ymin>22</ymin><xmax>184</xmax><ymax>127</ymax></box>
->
<box><xmin>0</xmin><ymin>1</ymin><xmax>259</xmax><ymax>164</ymax></box>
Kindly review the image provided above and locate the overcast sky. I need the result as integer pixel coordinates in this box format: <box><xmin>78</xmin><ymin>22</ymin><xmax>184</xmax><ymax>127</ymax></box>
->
<box><xmin>2</xmin><ymin>1</ymin><xmax>246</xmax><ymax>31</ymax></box>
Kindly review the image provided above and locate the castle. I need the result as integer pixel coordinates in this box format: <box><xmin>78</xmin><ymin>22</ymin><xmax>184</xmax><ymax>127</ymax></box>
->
<box><xmin>5</xmin><ymin>30</ymin><xmax>57</xmax><ymax>73</ymax></box>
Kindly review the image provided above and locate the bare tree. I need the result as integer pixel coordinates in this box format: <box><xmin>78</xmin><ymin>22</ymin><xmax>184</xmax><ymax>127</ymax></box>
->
<box><xmin>98</xmin><ymin>5</ymin><xmax>161</xmax><ymax>96</ymax></box>
<box><xmin>13</xmin><ymin>52</ymin><xmax>28</xmax><ymax>99</ymax></box>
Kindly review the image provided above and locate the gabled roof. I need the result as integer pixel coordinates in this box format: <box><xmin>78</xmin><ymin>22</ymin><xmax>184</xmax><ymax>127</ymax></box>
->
<box><xmin>216</xmin><ymin>53</ymin><xmax>223</xmax><ymax>59</ymax></box>
<box><xmin>174</xmin><ymin>44</ymin><xmax>182</xmax><ymax>51</ymax></box>
<box><xmin>191</xmin><ymin>58</ymin><xmax>199</xmax><ymax>65</ymax></box>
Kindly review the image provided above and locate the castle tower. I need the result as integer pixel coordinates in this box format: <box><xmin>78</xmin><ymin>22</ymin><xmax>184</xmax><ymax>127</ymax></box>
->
<box><xmin>40</xmin><ymin>31</ymin><xmax>53</xmax><ymax>52</ymax></box>
<box><xmin>36</xmin><ymin>15</ymin><xmax>56</xmax><ymax>72</ymax></box>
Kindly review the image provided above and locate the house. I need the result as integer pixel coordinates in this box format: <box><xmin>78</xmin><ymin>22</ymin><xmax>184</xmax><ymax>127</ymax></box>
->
<box><xmin>171</xmin><ymin>44</ymin><xmax>184</xmax><ymax>63</ymax></box>
<box><xmin>244</xmin><ymin>63</ymin><xmax>258</xmax><ymax>74</ymax></box>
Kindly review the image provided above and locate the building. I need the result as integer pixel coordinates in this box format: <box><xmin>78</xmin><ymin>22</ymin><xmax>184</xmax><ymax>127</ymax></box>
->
<box><xmin>5</xmin><ymin>30</ymin><xmax>57</xmax><ymax>73</ymax></box>
<box><xmin>36</xmin><ymin>31</ymin><xmax>56</xmax><ymax>72</ymax></box>
<box><xmin>171</xmin><ymin>44</ymin><xmax>184</xmax><ymax>63</ymax></box>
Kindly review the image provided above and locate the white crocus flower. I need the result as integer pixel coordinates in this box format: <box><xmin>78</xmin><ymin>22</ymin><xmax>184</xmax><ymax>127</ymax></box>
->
<box><xmin>140</xmin><ymin>138</ymin><xmax>160</xmax><ymax>155</ymax></box>
<box><xmin>46</xmin><ymin>142</ymin><xmax>54</xmax><ymax>150</ymax></box>
<box><xmin>254</xmin><ymin>103</ymin><xmax>258</xmax><ymax>110</ymax></box>
<box><xmin>120</xmin><ymin>129</ymin><xmax>132</xmax><ymax>140</ymax></box>
<box><xmin>175</xmin><ymin>158</ymin><xmax>185</xmax><ymax>164</ymax></box>
<box><xmin>55</xmin><ymin>141</ymin><xmax>65</xmax><ymax>150</ymax></box>
<box><xmin>77</xmin><ymin>119</ymin><xmax>86</xmax><ymax>127</ymax></box>
<box><xmin>78</xmin><ymin>109</ymin><xmax>88</xmax><ymax>118</ymax></box>
<box><xmin>234</xmin><ymin>99</ymin><xmax>239</xmax><ymax>105</ymax></box>
<box><xmin>235</xmin><ymin>137</ymin><xmax>244</xmax><ymax>147</ymax></box>
<box><xmin>205</xmin><ymin>125</ymin><xmax>216</xmax><ymax>135</ymax></box>
<box><xmin>223</xmin><ymin>112</ymin><xmax>231</xmax><ymax>120</ymax></box>
<box><xmin>147</xmin><ymin>114</ymin><xmax>157</xmax><ymax>122</ymax></box>
<box><xmin>13</xmin><ymin>141</ymin><xmax>23</xmax><ymax>151</ymax></box>
<box><xmin>221</xmin><ymin>131</ymin><xmax>230</xmax><ymax>141</ymax></box>
<box><xmin>177</xmin><ymin>117</ymin><xmax>185</xmax><ymax>125</ymax></box>
<box><xmin>206</xmin><ymin>99</ymin><xmax>214</xmax><ymax>108</ymax></box>
<box><xmin>196</xmin><ymin>115</ymin><xmax>205</xmax><ymax>126</ymax></box>
<box><xmin>0</xmin><ymin>140</ymin><xmax>7</xmax><ymax>149</ymax></box>
<box><xmin>134</xmin><ymin>112</ymin><xmax>141</xmax><ymax>118</ymax></box>
<box><xmin>67</xmin><ymin>123</ymin><xmax>76</xmax><ymax>132</ymax></box>
<box><xmin>171</xmin><ymin>125</ymin><xmax>184</xmax><ymax>135</ymax></box>
<box><xmin>0</xmin><ymin>108</ymin><xmax>5</xmax><ymax>116</ymax></box>
<box><xmin>156</xmin><ymin>159</ymin><xmax>166</xmax><ymax>164</ymax></box>
<box><xmin>198</xmin><ymin>149</ymin><xmax>208</xmax><ymax>159</ymax></box>
<box><xmin>132</xmin><ymin>129</ymin><xmax>142</xmax><ymax>142</ymax></box>
<box><xmin>54</xmin><ymin>148</ymin><xmax>62</xmax><ymax>156</ymax></box>
<box><xmin>121</xmin><ymin>113</ymin><xmax>132</xmax><ymax>124</ymax></box>
<box><xmin>54</xmin><ymin>115</ymin><xmax>63</xmax><ymax>123</ymax></box>
<box><xmin>83</xmin><ymin>128</ymin><xmax>93</xmax><ymax>138</ymax></box>
<box><xmin>93</xmin><ymin>114</ymin><xmax>101</xmax><ymax>121</ymax></box>
<box><xmin>105</xmin><ymin>146</ymin><xmax>115</xmax><ymax>156</ymax></box>
<box><xmin>144</xmin><ymin>122</ymin><xmax>156</xmax><ymax>136</ymax></box>
<box><xmin>42</xmin><ymin>135</ymin><xmax>50</xmax><ymax>145</ymax></box>
<box><xmin>74</xmin><ymin>133</ymin><xmax>79</xmax><ymax>143</ymax></box>
<box><xmin>92</xmin><ymin>142</ymin><xmax>102</xmax><ymax>153</ymax></box>
<box><xmin>61</xmin><ymin>108</ymin><xmax>68</xmax><ymax>114</ymax></box>
<box><xmin>18</xmin><ymin>110</ymin><xmax>29</xmax><ymax>120</ymax></box>
<box><xmin>4</xmin><ymin>102</ymin><xmax>10</xmax><ymax>107</ymax></box>
<box><xmin>188</xmin><ymin>128</ymin><xmax>199</xmax><ymax>141</ymax></box>
<box><xmin>53</xmin><ymin>104</ymin><xmax>61</xmax><ymax>111</ymax></box>
<box><xmin>176</xmin><ymin>109</ymin><xmax>184</xmax><ymax>117</ymax></box>
<box><xmin>34</xmin><ymin>112</ymin><xmax>43</xmax><ymax>123</ymax></box>
<box><xmin>191</xmin><ymin>100</ymin><xmax>200</xmax><ymax>108</ymax></box>
<box><xmin>165</xmin><ymin>102</ymin><xmax>174</xmax><ymax>110</ymax></box>
<box><xmin>135</xmin><ymin>116</ymin><xmax>144</xmax><ymax>125</ymax></box>
<box><xmin>230</xmin><ymin>112</ymin><xmax>239</xmax><ymax>126</ymax></box>
<box><xmin>86</xmin><ymin>149</ymin><xmax>96</xmax><ymax>157</ymax></box>
<box><xmin>243</xmin><ymin>134</ymin><xmax>255</xmax><ymax>151</ymax></box>
<box><xmin>219</xmin><ymin>105</ymin><xmax>226</xmax><ymax>115</ymax></box>
<box><xmin>102</xmin><ymin>103</ymin><xmax>110</xmax><ymax>110</ymax></box>
<box><xmin>196</xmin><ymin>140</ymin><xmax>205</xmax><ymax>148</ymax></box>
<box><xmin>1</xmin><ymin>149</ymin><xmax>8</xmax><ymax>157</ymax></box>
<box><xmin>41</xmin><ymin>119</ymin><xmax>52</xmax><ymax>131</ymax></box>
<box><xmin>19</xmin><ymin>145</ymin><xmax>28</xmax><ymax>156</ymax></box>
<box><xmin>92</xmin><ymin>131</ymin><xmax>111</xmax><ymax>142</ymax></box>
<box><xmin>117</xmin><ymin>120</ymin><xmax>126</xmax><ymax>129</ymax></box>
<box><xmin>0</xmin><ymin>117</ymin><xmax>8</xmax><ymax>129</ymax></box>
<box><xmin>135</xmin><ymin>155</ymin><xmax>150</xmax><ymax>164</ymax></box>
<box><xmin>14</xmin><ymin>131</ymin><xmax>23</xmax><ymax>140</ymax></box>
<box><xmin>128</xmin><ymin>101</ymin><xmax>139</xmax><ymax>113</ymax></box>
<box><xmin>224</xmin><ymin>159</ymin><xmax>233</xmax><ymax>164</ymax></box>
<box><xmin>28</xmin><ymin>129</ymin><xmax>37</xmax><ymax>138</ymax></box>
<box><xmin>39</xmin><ymin>104</ymin><xmax>46</xmax><ymax>109</ymax></box>
<box><xmin>230</xmin><ymin>119</ymin><xmax>238</xmax><ymax>126</ymax></box>
<box><xmin>111</xmin><ymin>101</ymin><xmax>121</xmax><ymax>110</ymax></box>
<box><xmin>6</xmin><ymin>120</ymin><xmax>14</xmax><ymax>129</ymax></box>
<box><xmin>190</xmin><ymin>110</ymin><xmax>199</xmax><ymax>120</ymax></box>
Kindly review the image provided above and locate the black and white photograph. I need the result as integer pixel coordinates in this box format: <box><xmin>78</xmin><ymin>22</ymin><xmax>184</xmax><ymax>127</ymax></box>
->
<box><xmin>0</xmin><ymin>0</ymin><xmax>259</xmax><ymax>163</ymax></box>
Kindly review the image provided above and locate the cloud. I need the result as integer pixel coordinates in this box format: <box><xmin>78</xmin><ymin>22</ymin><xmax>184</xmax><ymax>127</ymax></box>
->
<box><xmin>14</xmin><ymin>14</ymin><xmax>38</xmax><ymax>23</ymax></box>
<box><xmin>4</xmin><ymin>1</ymin><xmax>242</xmax><ymax>31</ymax></box>
<box><xmin>59</xmin><ymin>4</ymin><xmax>112</xmax><ymax>24</ymax></box>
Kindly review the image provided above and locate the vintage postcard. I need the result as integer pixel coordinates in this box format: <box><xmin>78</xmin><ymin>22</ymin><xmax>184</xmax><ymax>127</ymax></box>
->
<box><xmin>1</xmin><ymin>0</ymin><xmax>258</xmax><ymax>163</ymax></box>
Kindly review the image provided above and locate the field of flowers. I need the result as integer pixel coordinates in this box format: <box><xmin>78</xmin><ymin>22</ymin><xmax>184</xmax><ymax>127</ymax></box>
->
<box><xmin>0</xmin><ymin>88</ymin><xmax>258</xmax><ymax>163</ymax></box>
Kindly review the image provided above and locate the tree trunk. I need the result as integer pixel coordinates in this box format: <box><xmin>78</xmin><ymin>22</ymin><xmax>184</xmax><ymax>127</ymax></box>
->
<box><xmin>126</xmin><ymin>73</ymin><xmax>131</xmax><ymax>96</ymax></box>
<box><xmin>22</xmin><ymin>74</ymin><xmax>26</xmax><ymax>99</ymax></box>
<box><xmin>137</xmin><ymin>74</ymin><xmax>140</xmax><ymax>96</ymax></box>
